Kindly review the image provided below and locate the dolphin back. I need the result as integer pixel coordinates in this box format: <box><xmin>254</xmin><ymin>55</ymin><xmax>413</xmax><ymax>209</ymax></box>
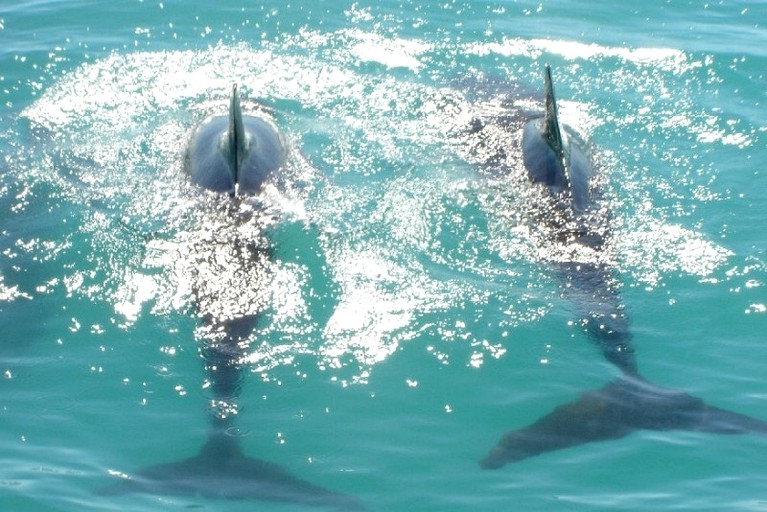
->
<box><xmin>185</xmin><ymin>114</ymin><xmax>236</xmax><ymax>193</ymax></box>
<box><xmin>237</xmin><ymin>115</ymin><xmax>286</xmax><ymax>194</ymax></box>
<box><xmin>185</xmin><ymin>85</ymin><xmax>286</xmax><ymax>196</ymax></box>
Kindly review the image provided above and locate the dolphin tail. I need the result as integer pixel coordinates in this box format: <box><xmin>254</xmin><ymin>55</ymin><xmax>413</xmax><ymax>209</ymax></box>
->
<box><xmin>480</xmin><ymin>377</ymin><xmax>767</xmax><ymax>469</ymax></box>
<box><xmin>99</xmin><ymin>430</ymin><xmax>364</xmax><ymax>510</ymax></box>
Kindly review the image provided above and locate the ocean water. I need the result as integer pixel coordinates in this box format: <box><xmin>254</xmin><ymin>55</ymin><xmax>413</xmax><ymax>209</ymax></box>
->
<box><xmin>1</xmin><ymin>1</ymin><xmax>766</xmax><ymax>510</ymax></box>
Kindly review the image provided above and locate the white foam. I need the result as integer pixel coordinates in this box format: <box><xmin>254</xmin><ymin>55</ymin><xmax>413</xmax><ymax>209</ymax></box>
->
<box><xmin>467</xmin><ymin>37</ymin><xmax>691</xmax><ymax>73</ymax></box>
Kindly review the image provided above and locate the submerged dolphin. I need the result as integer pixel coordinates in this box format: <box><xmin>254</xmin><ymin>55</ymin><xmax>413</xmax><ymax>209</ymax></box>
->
<box><xmin>101</xmin><ymin>86</ymin><xmax>362</xmax><ymax>510</ymax></box>
<box><xmin>480</xmin><ymin>66</ymin><xmax>767</xmax><ymax>468</ymax></box>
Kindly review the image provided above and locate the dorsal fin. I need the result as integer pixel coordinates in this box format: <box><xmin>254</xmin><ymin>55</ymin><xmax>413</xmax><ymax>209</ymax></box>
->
<box><xmin>543</xmin><ymin>65</ymin><xmax>564</xmax><ymax>162</ymax></box>
<box><xmin>227</xmin><ymin>84</ymin><xmax>247</xmax><ymax>191</ymax></box>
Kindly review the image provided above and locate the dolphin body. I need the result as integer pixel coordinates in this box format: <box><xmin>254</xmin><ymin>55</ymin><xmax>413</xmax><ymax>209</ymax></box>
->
<box><xmin>101</xmin><ymin>86</ymin><xmax>362</xmax><ymax>510</ymax></box>
<box><xmin>480</xmin><ymin>66</ymin><xmax>767</xmax><ymax>468</ymax></box>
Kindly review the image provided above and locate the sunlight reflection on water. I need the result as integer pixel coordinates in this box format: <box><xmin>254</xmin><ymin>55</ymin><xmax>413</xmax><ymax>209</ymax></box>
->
<box><xmin>14</xmin><ymin>31</ymin><xmax>738</xmax><ymax>383</ymax></box>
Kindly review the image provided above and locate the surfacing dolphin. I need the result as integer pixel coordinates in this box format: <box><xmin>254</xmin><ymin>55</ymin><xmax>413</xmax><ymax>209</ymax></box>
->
<box><xmin>479</xmin><ymin>66</ymin><xmax>767</xmax><ymax>468</ymax></box>
<box><xmin>100</xmin><ymin>85</ymin><xmax>362</xmax><ymax>510</ymax></box>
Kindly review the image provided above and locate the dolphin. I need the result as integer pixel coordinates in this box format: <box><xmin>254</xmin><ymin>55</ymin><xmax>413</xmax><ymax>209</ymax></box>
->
<box><xmin>101</xmin><ymin>86</ymin><xmax>363</xmax><ymax>510</ymax></box>
<box><xmin>479</xmin><ymin>66</ymin><xmax>767</xmax><ymax>468</ymax></box>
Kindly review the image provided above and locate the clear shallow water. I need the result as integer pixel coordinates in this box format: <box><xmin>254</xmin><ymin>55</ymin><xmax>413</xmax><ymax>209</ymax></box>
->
<box><xmin>1</xmin><ymin>1</ymin><xmax>766</xmax><ymax>511</ymax></box>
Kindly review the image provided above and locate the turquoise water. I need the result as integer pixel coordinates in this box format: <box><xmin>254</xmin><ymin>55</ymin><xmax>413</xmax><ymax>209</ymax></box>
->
<box><xmin>2</xmin><ymin>1</ymin><xmax>766</xmax><ymax>510</ymax></box>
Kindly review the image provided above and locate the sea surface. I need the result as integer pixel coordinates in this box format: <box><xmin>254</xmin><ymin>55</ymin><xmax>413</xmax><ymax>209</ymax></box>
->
<box><xmin>1</xmin><ymin>1</ymin><xmax>766</xmax><ymax>511</ymax></box>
